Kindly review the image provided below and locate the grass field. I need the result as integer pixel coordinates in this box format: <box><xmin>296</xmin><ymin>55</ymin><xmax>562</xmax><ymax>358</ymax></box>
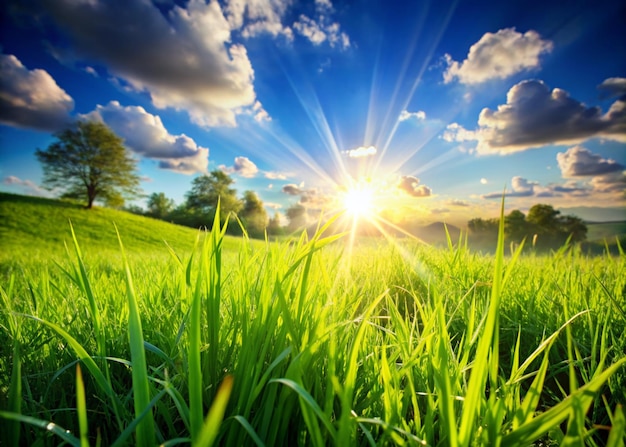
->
<box><xmin>1</xmin><ymin>192</ymin><xmax>625</xmax><ymax>446</ymax></box>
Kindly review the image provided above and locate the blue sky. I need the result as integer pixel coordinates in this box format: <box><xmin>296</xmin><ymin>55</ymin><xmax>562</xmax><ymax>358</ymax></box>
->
<box><xmin>1</xmin><ymin>0</ymin><xmax>625</xmax><ymax>225</ymax></box>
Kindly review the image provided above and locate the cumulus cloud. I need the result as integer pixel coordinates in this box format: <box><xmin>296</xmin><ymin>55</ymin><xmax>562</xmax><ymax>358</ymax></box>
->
<box><xmin>39</xmin><ymin>0</ymin><xmax>258</xmax><ymax>127</ymax></box>
<box><xmin>442</xmin><ymin>123</ymin><xmax>478</xmax><ymax>142</ymax></box>
<box><xmin>557</xmin><ymin>146</ymin><xmax>624</xmax><ymax>177</ymax></box>
<box><xmin>397</xmin><ymin>176</ymin><xmax>432</xmax><ymax>197</ymax></box>
<box><xmin>598</xmin><ymin>77</ymin><xmax>626</xmax><ymax>100</ymax></box>
<box><xmin>0</xmin><ymin>53</ymin><xmax>74</xmax><ymax>131</ymax></box>
<box><xmin>474</xmin><ymin>80</ymin><xmax>626</xmax><ymax>154</ymax></box>
<box><xmin>293</xmin><ymin>14</ymin><xmax>350</xmax><ymax>49</ymax></box>
<box><xmin>3</xmin><ymin>175</ymin><xmax>52</xmax><ymax>197</ymax></box>
<box><xmin>346</xmin><ymin>145</ymin><xmax>377</xmax><ymax>158</ymax></box>
<box><xmin>590</xmin><ymin>172</ymin><xmax>626</xmax><ymax>193</ymax></box>
<box><xmin>443</xmin><ymin>28</ymin><xmax>552</xmax><ymax>84</ymax></box>
<box><xmin>480</xmin><ymin>175</ymin><xmax>618</xmax><ymax>200</ymax></box>
<box><xmin>482</xmin><ymin>176</ymin><xmax>540</xmax><ymax>199</ymax></box>
<box><xmin>282</xmin><ymin>184</ymin><xmax>303</xmax><ymax>195</ymax></box>
<box><xmin>83</xmin><ymin>101</ymin><xmax>208</xmax><ymax>174</ymax></box>
<box><xmin>299</xmin><ymin>188</ymin><xmax>336</xmax><ymax>210</ymax></box>
<box><xmin>224</xmin><ymin>0</ymin><xmax>293</xmax><ymax>39</ymax></box>
<box><xmin>448</xmin><ymin>199</ymin><xmax>470</xmax><ymax>206</ymax></box>
<box><xmin>399</xmin><ymin>110</ymin><xmax>426</xmax><ymax>121</ymax></box>
<box><xmin>264</xmin><ymin>171</ymin><xmax>288</xmax><ymax>180</ymax></box>
<box><xmin>221</xmin><ymin>156</ymin><xmax>259</xmax><ymax>177</ymax></box>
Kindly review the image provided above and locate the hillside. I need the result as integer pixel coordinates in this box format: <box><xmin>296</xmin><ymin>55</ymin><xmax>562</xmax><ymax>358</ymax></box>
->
<box><xmin>0</xmin><ymin>192</ymin><xmax>245</xmax><ymax>259</ymax></box>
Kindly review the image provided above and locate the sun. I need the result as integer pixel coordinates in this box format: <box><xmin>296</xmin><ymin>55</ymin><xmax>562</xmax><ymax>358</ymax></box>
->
<box><xmin>343</xmin><ymin>184</ymin><xmax>375</xmax><ymax>218</ymax></box>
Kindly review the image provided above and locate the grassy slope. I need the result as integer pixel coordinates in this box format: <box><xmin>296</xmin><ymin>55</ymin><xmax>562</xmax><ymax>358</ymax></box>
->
<box><xmin>0</xmin><ymin>192</ymin><xmax>249</xmax><ymax>260</ymax></box>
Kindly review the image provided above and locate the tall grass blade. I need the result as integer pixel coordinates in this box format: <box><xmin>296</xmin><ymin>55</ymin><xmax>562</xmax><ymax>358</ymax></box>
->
<box><xmin>606</xmin><ymin>405</ymin><xmax>625</xmax><ymax>447</ymax></box>
<box><xmin>0</xmin><ymin>411</ymin><xmax>81</xmax><ymax>447</ymax></box>
<box><xmin>458</xmin><ymin>194</ymin><xmax>506</xmax><ymax>447</ymax></box>
<box><xmin>114</xmin><ymin>225</ymin><xmax>155</xmax><ymax>447</ymax></box>
<box><xmin>270</xmin><ymin>378</ymin><xmax>337</xmax><ymax>439</ymax></box>
<box><xmin>76</xmin><ymin>364</ymin><xmax>89</xmax><ymax>447</ymax></box>
<box><xmin>503</xmin><ymin>357</ymin><xmax>626</xmax><ymax>445</ymax></box>
<box><xmin>232</xmin><ymin>415</ymin><xmax>266</xmax><ymax>447</ymax></box>
<box><xmin>21</xmin><ymin>314</ymin><xmax>121</xmax><ymax>411</ymax></box>
<box><xmin>194</xmin><ymin>375</ymin><xmax>234</xmax><ymax>447</ymax></box>
<box><xmin>1</xmin><ymin>279</ymin><xmax>22</xmax><ymax>447</ymax></box>
<box><xmin>110</xmin><ymin>388</ymin><xmax>169</xmax><ymax>447</ymax></box>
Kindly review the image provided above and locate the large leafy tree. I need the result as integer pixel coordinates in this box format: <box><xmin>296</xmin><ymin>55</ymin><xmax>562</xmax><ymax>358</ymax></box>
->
<box><xmin>185</xmin><ymin>170</ymin><xmax>242</xmax><ymax>225</ymax></box>
<box><xmin>240</xmin><ymin>190</ymin><xmax>268</xmax><ymax>237</ymax></box>
<box><xmin>36</xmin><ymin>120</ymin><xmax>140</xmax><ymax>208</ymax></box>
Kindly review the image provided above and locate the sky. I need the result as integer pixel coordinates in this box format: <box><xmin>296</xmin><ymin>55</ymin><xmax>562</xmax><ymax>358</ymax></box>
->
<box><xmin>1</xmin><ymin>0</ymin><xmax>625</xmax><ymax>227</ymax></box>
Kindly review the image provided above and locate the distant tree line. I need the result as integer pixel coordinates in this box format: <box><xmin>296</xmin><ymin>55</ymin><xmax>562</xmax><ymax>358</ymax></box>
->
<box><xmin>468</xmin><ymin>204</ymin><xmax>588</xmax><ymax>251</ymax></box>
<box><xmin>137</xmin><ymin>170</ymin><xmax>286</xmax><ymax>238</ymax></box>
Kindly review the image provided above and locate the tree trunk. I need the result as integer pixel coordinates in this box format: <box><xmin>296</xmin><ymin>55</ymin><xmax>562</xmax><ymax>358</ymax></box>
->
<box><xmin>87</xmin><ymin>186</ymin><xmax>96</xmax><ymax>209</ymax></box>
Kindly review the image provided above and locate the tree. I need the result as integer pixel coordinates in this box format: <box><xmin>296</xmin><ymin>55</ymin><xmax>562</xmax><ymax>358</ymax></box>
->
<box><xmin>505</xmin><ymin>209</ymin><xmax>528</xmax><ymax>242</ymax></box>
<box><xmin>559</xmin><ymin>215</ymin><xmax>588</xmax><ymax>243</ymax></box>
<box><xmin>36</xmin><ymin>120</ymin><xmax>140</xmax><ymax>208</ymax></box>
<box><xmin>527</xmin><ymin>204</ymin><xmax>560</xmax><ymax>233</ymax></box>
<box><xmin>286</xmin><ymin>203</ymin><xmax>307</xmax><ymax>232</ymax></box>
<box><xmin>147</xmin><ymin>192</ymin><xmax>175</xmax><ymax>219</ymax></box>
<box><xmin>185</xmin><ymin>170</ymin><xmax>242</xmax><ymax>226</ymax></box>
<box><xmin>267</xmin><ymin>212</ymin><xmax>284</xmax><ymax>236</ymax></box>
<box><xmin>240</xmin><ymin>190</ymin><xmax>267</xmax><ymax>238</ymax></box>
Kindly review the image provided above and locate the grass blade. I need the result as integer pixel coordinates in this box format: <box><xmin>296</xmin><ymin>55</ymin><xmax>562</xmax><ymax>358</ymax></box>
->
<box><xmin>114</xmin><ymin>225</ymin><xmax>155</xmax><ymax>447</ymax></box>
<box><xmin>0</xmin><ymin>411</ymin><xmax>81</xmax><ymax>447</ymax></box>
<box><xmin>194</xmin><ymin>375</ymin><xmax>234</xmax><ymax>447</ymax></box>
<box><xmin>76</xmin><ymin>364</ymin><xmax>89</xmax><ymax>447</ymax></box>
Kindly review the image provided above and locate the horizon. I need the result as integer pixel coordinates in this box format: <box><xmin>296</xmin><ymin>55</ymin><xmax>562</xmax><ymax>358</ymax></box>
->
<box><xmin>1</xmin><ymin>0</ymin><xmax>625</xmax><ymax>228</ymax></box>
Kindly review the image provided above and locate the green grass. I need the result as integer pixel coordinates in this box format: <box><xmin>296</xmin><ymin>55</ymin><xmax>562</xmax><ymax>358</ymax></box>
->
<box><xmin>1</xmin><ymin>193</ymin><xmax>625</xmax><ymax>446</ymax></box>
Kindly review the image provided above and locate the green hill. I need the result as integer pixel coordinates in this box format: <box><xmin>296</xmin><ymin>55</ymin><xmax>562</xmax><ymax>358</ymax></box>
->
<box><xmin>0</xmin><ymin>192</ymin><xmax>245</xmax><ymax>261</ymax></box>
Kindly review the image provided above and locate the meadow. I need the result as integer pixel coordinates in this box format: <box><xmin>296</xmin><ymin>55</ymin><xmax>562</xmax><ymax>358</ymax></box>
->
<box><xmin>1</xmin><ymin>193</ymin><xmax>625</xmax><ymax>446</ymax></box>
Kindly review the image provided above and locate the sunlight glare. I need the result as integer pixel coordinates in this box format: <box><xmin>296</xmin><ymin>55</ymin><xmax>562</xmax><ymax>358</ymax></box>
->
<box><xmin>343</xmin><ymin>185</ymin><xmax>375</xmax><ymax>218</ymax></box>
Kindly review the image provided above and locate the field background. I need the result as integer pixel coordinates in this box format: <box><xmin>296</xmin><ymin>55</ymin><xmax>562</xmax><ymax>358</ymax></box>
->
<box><xmin>1</xmin><ymin>192</ymin><xmax>625</xmax><ymax>446</ymax></box>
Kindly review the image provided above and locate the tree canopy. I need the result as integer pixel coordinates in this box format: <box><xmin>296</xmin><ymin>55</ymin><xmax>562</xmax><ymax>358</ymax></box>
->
<box><xmin>240</xmin><ymin>190</ymin><xmax>268</xmax><ymax>238</ymax></box>
<box><xmin>36</xmin><ymin>120</ymin><xmax>140</xmax><ymax>208</ymax></box>
<box><xmin>146</xmin><ymin>192</ymin><xmax>175</xmax><ymax>219</ymax></box>
<box><xmin>184</xmin><ymin>170</ymin><xmax>242</xmax><ymax>228</ymax></box>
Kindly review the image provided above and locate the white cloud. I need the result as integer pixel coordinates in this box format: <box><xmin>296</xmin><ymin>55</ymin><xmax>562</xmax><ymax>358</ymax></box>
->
<box><xmin>448</xmin><ymin>199</ymin><xmax>470</xmax><ymax>207</ymax></box>
<box><xmin>442</xmin><ymin>122</ymin><xmax>478</xmax><ymax>142</ymax></box>
<box><xmin>590</xmin><ymin>172</ymin><xmax>626</xmax><ymax>193</ymax></box>
<box><xmin>397</xmin><ymin>176</ymin><xmax>432</xmax><ymax>197</ymax></box>
<box><xmin>443</xmin><ymin>28</ymin><xmax>552</xmax><ymax>84</ymax></box>
<box><xmin>264</xmin><ymin>171</ymin><xmax>288</xmax><ymax>180</ymax></box>
<box><xmin>481</xmin><ymin>174</ymin><xmax>624</xmax><ymax>200</ymax></box>
<box><xmin>293</xmin><ymin>14</ymin><xmax>350</xmax><ymax>49</ymax></box>
<box><xmin>0</xmin><ymin>53</ymin><xmax>74</xmax><ymax>131</ymax></box>
<box><xmin>346</xmin><ymin>145</ymin><xmax>377</xmax><ymax>158</ymax></box>
<box><xmin>474</xmin><ymin>80</ymin><xmax>626</xmax><ymax>154</ymax></box>
<box><xmin>3</xmin><ymin>175</ymin><xmax>52</xmax><ymax>197</ymax></box>
<box><xmin>265</xmin><ymin>202</ymin><xmax>283</xmax><ymax>209</ymax></box>
<box><xmin>598</xmin><ymin>77</ymin><xmax>626</xmax><ymax>100</ymax></box>
<box><xmin>557</xmin><ymin>146</ymin><xmax>624</xmax><ymax>178</ymax></box>
<box><xmin>282</xmin><ymin>183</ymin><xmax>303</xmax><ymax>195</ymax></box>
<box><xmin>41</xmin><ymin>0</ymin><xmax>258</xmax><ymax>127</ymax></box>
<box><xmin>480</xmin><ymin>178</ymin><xmax>488</xmax><ymax>184</ymax></box>
<box><xmin>224</xmin><ymin>0</ymin><xmax>293</xmax><ymax>39</ymax></box>
<box><xmin>399</xmin><ymin>110</ymin><xmax>426</xmax><ymax>121</ymax></box>
<box><xmin>231</xmin><ymin>156</ymin><xmax>259</xmax><ymax>177</ymax></box>
<box><xmin>83</xmin><ymin>101</ymin><xmax>209</xmax><ymax>174</ymax></box>
<box><xmin>252</xmin><ymin>100</ymin><xmax>271</xmax><ymax>122</ymax></box>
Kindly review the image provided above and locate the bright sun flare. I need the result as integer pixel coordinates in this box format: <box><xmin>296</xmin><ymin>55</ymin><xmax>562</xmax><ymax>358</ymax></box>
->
<box><xmin>343</xmin><ymin>186</ymin><xmax>375</xmax><ymax>218</ymax></box>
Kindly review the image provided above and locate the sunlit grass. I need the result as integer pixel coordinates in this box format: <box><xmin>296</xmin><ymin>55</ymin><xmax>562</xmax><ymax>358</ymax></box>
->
<box><xmin>1</xmin><ymin>199</ymin><xmax>625</xmax><ymax>446</ymax></box>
